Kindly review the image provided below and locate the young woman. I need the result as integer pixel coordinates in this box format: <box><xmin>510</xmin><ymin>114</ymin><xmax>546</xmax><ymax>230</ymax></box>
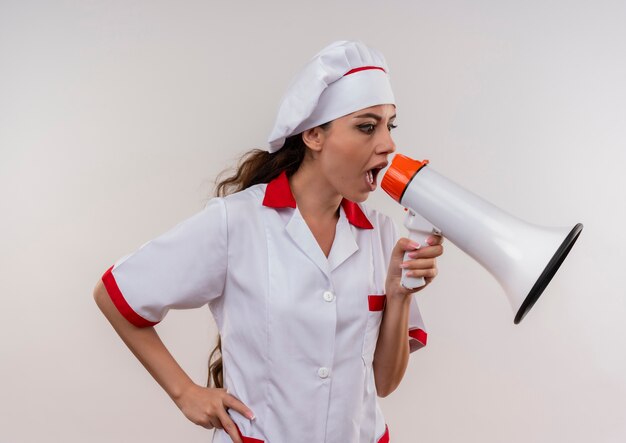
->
<box><xmin>94</xmin><ymin>40</ymin><xmax>443</xmax><ymax>443</ymax></box>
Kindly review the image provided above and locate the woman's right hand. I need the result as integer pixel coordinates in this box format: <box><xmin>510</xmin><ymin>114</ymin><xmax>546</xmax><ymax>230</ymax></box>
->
<box><xmin>174</xmin><ymin>384</ymin><xmax>255</xmax><ymax>443</ymax></box>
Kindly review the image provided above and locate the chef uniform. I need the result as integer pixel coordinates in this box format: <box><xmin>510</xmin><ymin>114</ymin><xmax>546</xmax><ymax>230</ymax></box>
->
<box><xmin>101</xmin><ymin>41</ymin><xmax>428</xmax><ymax>443</ymax></box>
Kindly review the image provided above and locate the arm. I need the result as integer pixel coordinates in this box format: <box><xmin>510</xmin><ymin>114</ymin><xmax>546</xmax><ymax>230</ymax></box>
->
<box><xmin>93</xmin><ymin>280</ymin><xmax>253</xmax><ymax>442</ymax></box>
<box><xmin>372</xmin><ymin>235</ymin><xmax>443</xmax><ymax>397</ymax></box>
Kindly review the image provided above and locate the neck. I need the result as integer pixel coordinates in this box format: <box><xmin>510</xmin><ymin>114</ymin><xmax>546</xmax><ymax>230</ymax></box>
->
<box><xmin>289</xmin><ymin>160</ymin><xmax>342</xmax><ymax>222</ymax></box>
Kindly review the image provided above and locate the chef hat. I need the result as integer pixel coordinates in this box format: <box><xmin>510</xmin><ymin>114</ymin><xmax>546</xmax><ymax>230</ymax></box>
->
<box><xmin>267</xmin><ymin>40</ymin><xmax>395</xmax><ymax>152</ymax></box>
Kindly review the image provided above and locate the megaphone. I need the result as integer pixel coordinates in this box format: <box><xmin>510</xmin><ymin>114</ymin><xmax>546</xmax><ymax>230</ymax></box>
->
<box><xmin>381</xmin><ymin>154</ymin><xmax>583</xmax><ymax>324</ymax></box>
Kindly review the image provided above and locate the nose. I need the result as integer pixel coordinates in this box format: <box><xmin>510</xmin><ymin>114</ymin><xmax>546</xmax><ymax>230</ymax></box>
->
<box><xmin>376</xmin><ymin>126</ymin><xmax>397</xmax><ymax>155</ymax></box>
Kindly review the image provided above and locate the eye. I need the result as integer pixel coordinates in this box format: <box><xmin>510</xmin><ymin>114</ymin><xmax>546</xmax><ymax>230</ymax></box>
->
<box><xmin>388</xmin><ymin>123</ymin><xmax>398</xmax><ymax>131</ymax></box>
<box><xmin>358</xmin><ymin>123</ymin><xmax>376</xmax><ymax>134</ymax></box>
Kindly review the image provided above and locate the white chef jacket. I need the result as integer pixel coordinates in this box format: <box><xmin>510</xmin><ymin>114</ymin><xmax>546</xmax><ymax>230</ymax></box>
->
<box><xmin>101</xmin><ymin>171</ymin><xmax>427</xmax><ymax>443</ymax></box>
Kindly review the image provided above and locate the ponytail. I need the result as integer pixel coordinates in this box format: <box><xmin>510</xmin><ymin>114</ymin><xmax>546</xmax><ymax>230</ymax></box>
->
<box><xmin>214</xmin><ymin>134</ymin><xmax>307</xmax><ymax>198</ymax></box>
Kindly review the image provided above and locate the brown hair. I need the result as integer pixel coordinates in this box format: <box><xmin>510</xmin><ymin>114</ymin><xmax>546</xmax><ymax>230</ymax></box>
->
<box><xmin>207</xmin><ymin>124</ymin><xmax>329</xmax><ymax>388</ymax></box>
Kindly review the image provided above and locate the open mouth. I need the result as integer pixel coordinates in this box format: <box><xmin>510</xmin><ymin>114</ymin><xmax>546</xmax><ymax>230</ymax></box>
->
<box><xmin>365</xmin><ymin>166</ymin><xmax>385</xmax><ymax>191</ymax></box>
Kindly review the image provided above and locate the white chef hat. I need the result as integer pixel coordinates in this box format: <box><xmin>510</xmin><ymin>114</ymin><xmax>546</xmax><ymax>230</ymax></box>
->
<box><xmin>267</xmin><ymin>40</ymin><xmax>395</xmax><ymax>152</ymax></box>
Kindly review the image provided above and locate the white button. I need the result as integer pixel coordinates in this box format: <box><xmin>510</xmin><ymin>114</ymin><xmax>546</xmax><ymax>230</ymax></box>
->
<box><xmin>323</xmin><ymin>291</ymin><xmax>335</xmax><ymax>302</ymax></box>
<box><xmin>318</xmin><ymin>367</ymin><xmax>330</xmax><ymax>378</ymax></box>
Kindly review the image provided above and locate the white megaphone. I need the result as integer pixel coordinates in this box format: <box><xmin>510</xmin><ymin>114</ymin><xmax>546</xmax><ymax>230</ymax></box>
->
<box><xmin>381</xmin><ymin>154</ymin><xmax>583</xmax><ymax>324</ymax></box>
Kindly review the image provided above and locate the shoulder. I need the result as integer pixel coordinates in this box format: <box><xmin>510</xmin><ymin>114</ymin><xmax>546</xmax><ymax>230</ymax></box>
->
<box><xmin>220</xmin><ymin>183</ymin><xmax>266</xmax><ymax>206</ymax></box>
<box><xmin>206</xmin><ymin>183</ymin><xmax>267</xmax><ymax>213</ymax></box>
<box><xmin>208</xmin><ymin>183</ymin><xmax>268</xmax><ymax>228</ymax></box>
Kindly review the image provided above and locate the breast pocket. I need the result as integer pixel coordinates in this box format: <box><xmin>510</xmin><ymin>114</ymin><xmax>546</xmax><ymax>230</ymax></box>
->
<box><xmin>362</xmin><ymin>294</ymin><xmax>386</xmax><ymax>364</ymax></box>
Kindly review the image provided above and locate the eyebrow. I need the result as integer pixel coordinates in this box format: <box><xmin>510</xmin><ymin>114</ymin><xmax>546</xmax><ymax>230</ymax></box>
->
<box><xmin>353</xmin><ymin>112</ymin><xmax>397</xmax><ymax>121</ymax></box>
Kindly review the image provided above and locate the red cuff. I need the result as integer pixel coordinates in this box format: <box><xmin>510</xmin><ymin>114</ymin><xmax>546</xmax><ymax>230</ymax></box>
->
<box><xmin>408</xmin><ymin>328</ymin><xmax>427</xmax><ymax>347</ymax></box>
<box><xmin>101</xmin><ymin>266</ymin><xmax>159</xmax><ymax>328</ymax></box>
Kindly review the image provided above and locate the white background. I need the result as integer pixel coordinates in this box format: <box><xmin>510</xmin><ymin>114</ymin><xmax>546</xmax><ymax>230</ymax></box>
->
<box><xmin>1</xmin><ymin>0</ymin><xmax>625</xmax><ymax>442</ymax></box>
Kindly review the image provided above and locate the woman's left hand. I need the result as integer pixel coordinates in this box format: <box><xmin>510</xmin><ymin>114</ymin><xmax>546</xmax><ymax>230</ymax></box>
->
<box><xmin>386</xmin><ymin>235</ymin><xmax>444</xmax><ymax>298</ymax></box>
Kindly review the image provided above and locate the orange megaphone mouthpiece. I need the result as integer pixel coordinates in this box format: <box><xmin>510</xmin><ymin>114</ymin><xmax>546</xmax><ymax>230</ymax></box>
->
<box><xmin>381</xmin><ymin>154</ymin><xmax>429</xmax><ymax>203</ymax></box>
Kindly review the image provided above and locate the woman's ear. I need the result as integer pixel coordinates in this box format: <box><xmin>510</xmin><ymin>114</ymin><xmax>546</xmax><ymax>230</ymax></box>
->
<box><xmin>301</xmin><ymin>126</ymin><xmax>326</xmax><ymax>152</ymax></box>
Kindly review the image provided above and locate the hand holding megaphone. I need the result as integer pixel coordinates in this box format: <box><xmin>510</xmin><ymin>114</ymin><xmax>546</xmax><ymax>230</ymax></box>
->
<box><xmin>400</xmin><ymin>208</ymin><xmax>442</xmax><ymax>290</ymax></box>
<box><xmin>381</xmin><ymin>154</ymin><xmax>583</xmax><ymax>324</ymax></box>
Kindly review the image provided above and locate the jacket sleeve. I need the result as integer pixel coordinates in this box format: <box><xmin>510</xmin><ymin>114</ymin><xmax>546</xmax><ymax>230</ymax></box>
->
<box><xmin>100</xmin><ymin>198</ymin><xmax>228</xmax><ymax>327</ymax></box>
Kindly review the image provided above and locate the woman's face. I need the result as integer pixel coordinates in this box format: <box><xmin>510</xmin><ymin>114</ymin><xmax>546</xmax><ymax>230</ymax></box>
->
<box><xmin>308</xmin><ymin>104</ymin><xmax>397</xmax><ymax>203</ymax></box>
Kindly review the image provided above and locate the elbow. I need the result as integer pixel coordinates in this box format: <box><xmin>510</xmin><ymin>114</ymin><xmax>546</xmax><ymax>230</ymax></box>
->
<box><xmin>374</xmin><ymin>375</ymin><xmax>399</xmax><ymax>398</ymax></box>
<box><xmin>377</xmin><ymin>389</ymin><xmax>391</xmax><ymax>398</ymax></box>
<box><xmin>376</xmin><ymin>383</ymin><xmax>397</xmax><ymax>398</ymax></box>
<box><xmin>93</xmin><ymin>279</ymin><xmax>113</xmax><ymax>314</ymax></box>
<box><xmin>373</xmin><ymin>359</ymin><xmax>404</xmax><ymax>398</ymax></box>
<box><xmin>93</xmin><ymin>279</ymin><xmax>105</xmax><ymax>306</ymax></box>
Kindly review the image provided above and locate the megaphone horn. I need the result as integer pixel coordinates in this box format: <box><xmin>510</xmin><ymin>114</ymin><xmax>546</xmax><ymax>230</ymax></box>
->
<box><xmin>381</xmin><ymin>154</ymin><xmax>583</xmax><ymax>324</ymax></box>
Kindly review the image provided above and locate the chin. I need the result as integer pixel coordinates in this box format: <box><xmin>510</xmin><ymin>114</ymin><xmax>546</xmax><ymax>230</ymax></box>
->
<box><xmin>346</xmin><ymin>191</ymin><xmax>370</xmax><ymax>203</ymax></box>
<box><xmin>337</xmin><ymin>181</ymin><xmax>371</xmax><ymax>203</ymax></box>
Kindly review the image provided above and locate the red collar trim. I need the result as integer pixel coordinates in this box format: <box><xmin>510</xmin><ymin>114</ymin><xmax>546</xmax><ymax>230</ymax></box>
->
<box><xmin>263</xmin><ymin>171</ymin><xmax>297</xmax><ymax>209</ymax></box>
<box><xmin>262</xmin><ymin>171</ymin><xmax>374</xmax><ymax>230</ymax></box>
<box><xmin>340</xmin><ymin>199</ymin><xmax>374</xmax><ymax>229</ymax></box>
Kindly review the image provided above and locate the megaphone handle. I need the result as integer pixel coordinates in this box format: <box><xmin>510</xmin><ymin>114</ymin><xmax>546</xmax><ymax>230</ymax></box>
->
<box><xmin>401</xmin><ymin>228</ymin><xmax>432</xmax><ymax>290</ymax></box>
